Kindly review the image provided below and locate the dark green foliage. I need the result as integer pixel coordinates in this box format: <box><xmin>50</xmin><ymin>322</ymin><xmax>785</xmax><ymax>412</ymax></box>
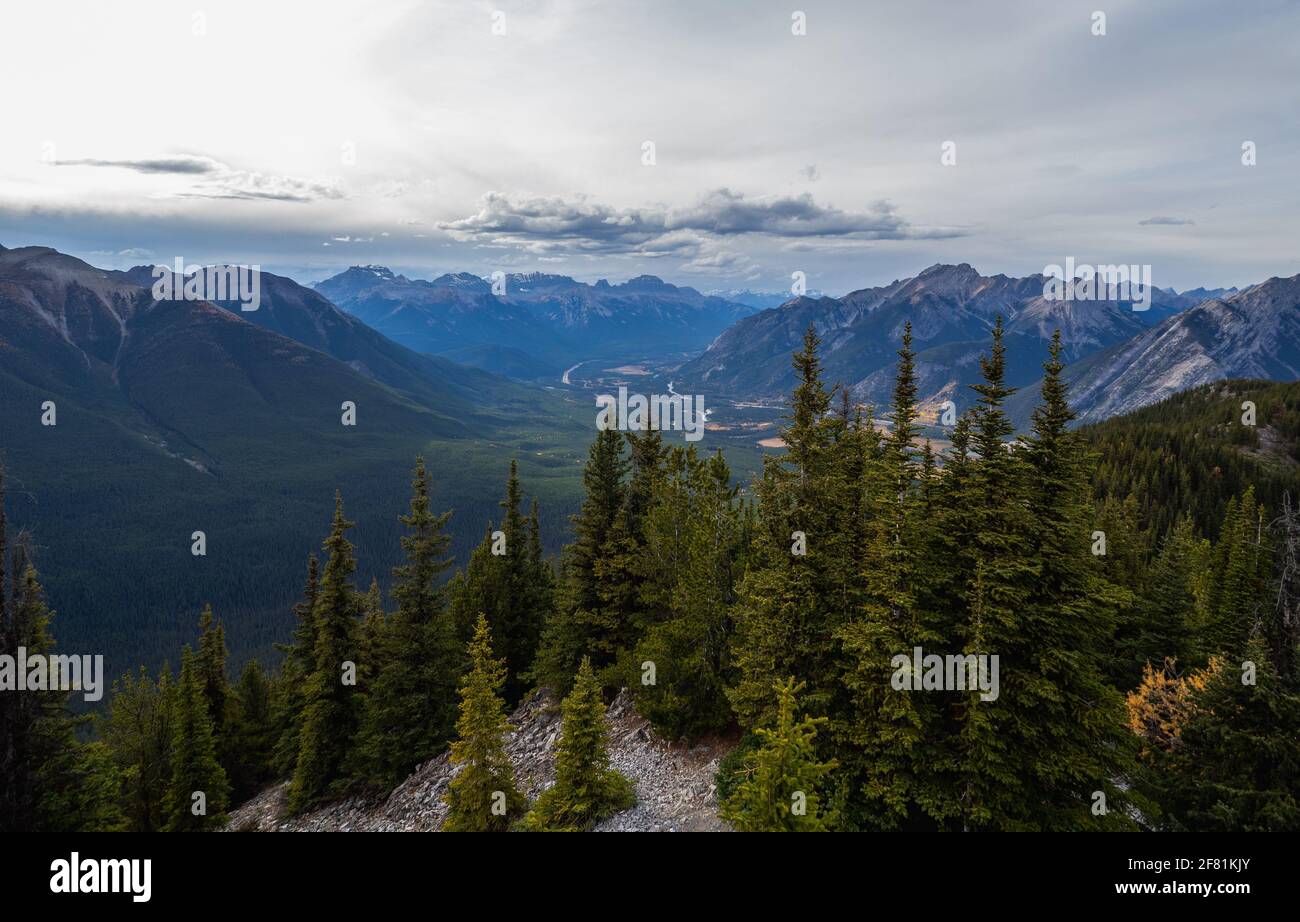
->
<box><xmin>720</xmin><ymin>678</ymin><xmax>837</xmax><ymax>831</ymax></box>
<box><xmin>226</xmin><ymin>659</ymin><xmax>275</xmax><ymax>805</ymax></box>
<box><xmin>442</xmin><ymin>616</ymin><xmax>525</xmax><ymax>831</ymax></box>
<box><xmin>353</xmin><ymin>458</ymin><xmax>462</xmax><ymax>788</ymax></box>
<box><xmin>631</xmin><ymin>447</ymin><xmax>743</xmax><ymax>741</ymax></box>
<box><xmin>523</xmin><ymin>658</ymin><xmax>634</xmax><ymax>831</ymax></box>
<box><xmin>287</xmin><ymin>493</ymin><xmax>363</xmax><ymax>813</ymax></box>
<box><xmin>1150</xmin><ymin>641</ymin><xmax>1300</xmax><ymax>831</ymax></box>
<box><xmin>450</xmin><ymin>461</ymin><xmax>551</xmax><ymax>703</ymax></box>
<box><xmin>102</xmin><ymin>666</ymin><xmax>174</xmax><ymax>832</ymax></box>
<box><xmin>0</xmin><ymin>471</ymin><xmax>125</xmax><ymax>831</ymax></box>
<box><xmin>164</xmin><ymin>646</ymin><xmax>229</xmax><ymax>831</ymax></box>
<box><xmin>271</xmin><ymin>556</ymin><xmax>319</xmax><ymax>776</ymax></box>
<box><xmin>533</xmin><ymin>429</ymin><xmax>630</xmax><ymax>693</ymax></box>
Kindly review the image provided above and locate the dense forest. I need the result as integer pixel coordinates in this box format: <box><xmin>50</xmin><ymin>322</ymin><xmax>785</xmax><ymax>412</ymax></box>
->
<box><xmin>3</xmin><ymin>322</ymin><xmax>1299</xmax><ymax>832</ymax></box>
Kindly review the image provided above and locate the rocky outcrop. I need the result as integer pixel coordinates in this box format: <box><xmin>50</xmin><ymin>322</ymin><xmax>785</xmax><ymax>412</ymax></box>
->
<box><xmin>225</xmin><ymin>689</ymin><xmax>734</xmax><ymax>832</ymax></box>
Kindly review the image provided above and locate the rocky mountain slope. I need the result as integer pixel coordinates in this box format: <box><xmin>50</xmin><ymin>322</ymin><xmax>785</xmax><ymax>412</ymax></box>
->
<box><xmin>1010</xmin><ymin>274</ymin><xmax>1300</xmax><ymax>426</ymax></box>
<box><xmin>0</xmin><ymin>244</ymin><xmax>589</xmax><ymax>683</ymax></box>
<box><xmin>226</xmin><ymin>689</ymin><xmax>734</xmax><ymax>832</ymax></box>
<box><xmin>674</xmin><ymin>263</ymin><xmax>1221</xmax><ymax>409</ymax></box>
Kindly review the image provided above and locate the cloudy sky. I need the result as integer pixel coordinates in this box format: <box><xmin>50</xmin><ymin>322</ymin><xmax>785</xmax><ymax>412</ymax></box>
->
<box><xmin>1</xmin><ymin>0</ymin><xmax>1296</xmax><ymax>294</ymax></box>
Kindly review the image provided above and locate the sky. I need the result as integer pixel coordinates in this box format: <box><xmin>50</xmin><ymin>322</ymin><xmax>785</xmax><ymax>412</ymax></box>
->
<box><xmin>1</xmin><ymin>0</ymin><xmax>1297</xmax><ymax>295</ymax></box>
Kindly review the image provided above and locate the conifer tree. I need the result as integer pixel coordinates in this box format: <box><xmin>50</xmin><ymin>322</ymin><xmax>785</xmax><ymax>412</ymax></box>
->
<box><xmin>720</xmin><ymin>678</ymin><xmax>838</xmax><ymax>832</ymax></box>
<box><xmin>523</xmin><ymin>657</ymin><xmax>634</xmax><ymax>830</ymax></box>
<box><xmin>288</xmin><ymin>493</ymin><xmax>363</xmax><ymax>813</ymax></box>
<box><xmin>194</xmin><ymin>604</ymin><xmax>234</xmax><ymax>778</ymax></box>
<box><xmin>450</xmin><ymin>462</ymin><xmax>550</xmax><ymax>702</ymax></box>
<box><xmin>226</xmin><ymin>659</ymin><xmax>275</xmax><ymax>804</ymax></box>
<box><xmin>838</xmin><ymin>322</ymin><xmax>940</xmax><ymax>829</ymax></box>
<box><xmin>1122</xmin><ymin>516</ymin><xmax>1206</xmax><ymax>683</ymax></box>
<box><xmin>165</xmin><ymin>646</ymin><xmax>230</xmax><ymax>831</ymax></box>
<box><xmin>633</xmin><ymin>447</ymin><xmax>742</xmax><ymax>739</ymax></box>
<box><xmin>443</xmin><ymin>616</ymin><xmax>525</xmax><ymax>831</ymax></box>
<box><xmin>1010</xmin><ymin>330</ymin><xmax>1136</xmax><ymax>830</ymax></box>
<box><xmin>729</xmin><ymin>324</ymin><xmax>852</xmax><ymax>730</ymax></box>
<box><xmin>102</xmin><ymin>665</ymin><xmax>175</xmax><ymax>832</ymax></box>
<box><xmin>533</xmin><ymin>429</ymin><xmax>629</xmax><ymax>693</ymax></box>
<box><xmin>353</xmin><ymin>458</ymin><xmax>461</xmax><ymax>788</ymax></box>
<box><xmin>1153</xmin><ymin>638</ymin><xmax>1300</xmax><ymax>831</ymax></box>
<box><xmin>272</xmin><ymin>556</ymin><xmax>319</xmax><ymax>775</ymax></box>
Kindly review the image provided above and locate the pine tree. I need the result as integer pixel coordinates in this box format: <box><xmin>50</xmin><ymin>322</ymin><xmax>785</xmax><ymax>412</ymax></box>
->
<box><xmin>165</xmin><ymin>646</ymin><xmax>230</xmax><ymax>831</ymax></box>
<box><xmin>272</xmin><ymin>556</ymin><xmax>319</xmax><ymax>776</ymax></box>
<box><xmin>720</xmin><ymin>678</ymin><xmax>838</xmax><ymax>831</ymax></box>
<box><xmin>288</xmin><ymin>493</ymin><xmax>363</xmax><ymax>813</ymax></box>
<box><xmin>442</xmin><ymin>616</ymin><xmax>525</xmax><ymax>831</ymax></box>
<box><xmin>352</xmin><ymin>458</ymin><xmax>462</xmax><ymax>789</ymax></box>
<box><xmin>0</xmin><ymin>492</ymin><xmax>122</xmax><ymax>833</ymax></box>
<box><xmin>729</xmin><ymin>324</ymin><xmax>853</xmax><ymax>731</ymax></box>
<box><xmin>1205</xmin><ymin>487</ymin><xmax>1271</xmax><ymax>656</ymax></box>
<box><xmin>1154</xmin><ymin>639</ymin><xmax>1300</xmax><ymax>831</ymax></box>
<box><xmin>194</xmin><ymin>604</ymin><xmax>233</xmax><ymax>778</ymax></box>
<box><xmin>226</xmin><ymin>659</ymin><xmax>275</xmax><ymax>804</ymax></box>
<box><xmin>838</xmin><ymin>322</ymin><xmax>940</xmax><ymax>829</ymax></box>
<box><xmin>450</xmin><ymin>462</ymin><xmax>549</xmax><ymax>703</ymax></box>
<box><xmin>633</xmin><ymin>447</ymin><xmax>742</xmax><ymax>740</ymax></box>
<box><xmin>1009</xmin><ymin>330</ymin><xmax>1136</xmax><ymax>830</ymax></box>
<box><xmin>102</xmin><ymin>665</ymin><xmax>175</xmax><ymax>832</ymax></box>
<box><xmin>1122</xmin><ymin>516</ymin><xmax>1206</xmax><ymax>683</ymax></box>
<box><xmin>523</xmin><ymin>658</ymin><xmax>634</xmax><ymax>830</ymax></box>
<box><xmin>533</xmin><ymin>429</ymin><xmax>629</xmax><ymax>693</ymax></box>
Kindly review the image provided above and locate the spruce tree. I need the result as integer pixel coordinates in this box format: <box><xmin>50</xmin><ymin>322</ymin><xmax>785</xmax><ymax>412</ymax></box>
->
<box><xmin>720</xmin><ymin>678</ymin><xmax>838</xmax><ymax>832</ymax></box>
<box><xmin>227</xmin><ymin>659</ymin><xmax>275</xmax><ymax>804</ymax></box>
<box><xmin>288</xmin><ymin>493</ymin><xmax>363</xmax><ymax>813</ymax></box>
<box><xmin>443</xmin><ymin>616</ymin><xmax>525</xmax><ymax>831</ymax></box>
<box><xmin>102</xmin><ymin>665</ymin><xmax>174</xmax><ymax>832</ymax></box>
<box><xmin>353</xmin><ymin>458</ymin><xmax>462</xmax><ymax>789</ymax></box>
<box><xmin>729</xmin><ymin>324</ymin><xmax>853</xmax><ymax>731</ymax></box>
<box><xmin>1155</xmin><ymin>639</ymin><xmax>1300</xmax><ymax>831</ymax></box>
<box><xmin>523</xmin><ymin>657</ymin><xmax>634</xmax><ymax>830</ymax></box>
<box><xmin>165</xmin><ymin>646</ymin><xmax>230</xmax><ymax>831</ymax></box>
<box><xmin>633</xmin><ymin>447</ymin><xmax>742</xmax><ymax>740</ymax></box>
<box><xmin>533</xmin><ymin>429</ymin><xmax>628</xmax><ymax>693</ymax></box>
<box><xmin>1011</xmin><ymin>330</ymin><xmax>1136</xmax><ymax>830</ymax></box>
<box><xmin>838</xmin><ymin>322</ymin><xmax>940</xmax><ymax>829</ymax></box>
<box><xmin>450</xmin><ymin>462</ymin><xmax>549</xmax><ymax>703</ymax></box>
<box><xmin>272</xmin><ymin>556</ymin><xmax>319</xmax><ymax>776</ymax></box>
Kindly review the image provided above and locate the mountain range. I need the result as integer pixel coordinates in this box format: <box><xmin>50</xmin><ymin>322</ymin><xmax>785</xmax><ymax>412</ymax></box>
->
<box><xmin>0</xmin><ymin>244</ymin><xmax>591</xmax><ymax>683</ymax></box>
<box><xmin>3</xmin><ymin>242</ymin><xmax>1296</xmax><ymax>683</ymax></box>
<box><xmin>670</xmin><ymin>262</ymin><xmax>1256</xmax><ymax>423</ymax></box>
<box><xmin>313</xmin><ymin>267</ymin><xmax>760</xmax><ymax>377</ymax></box>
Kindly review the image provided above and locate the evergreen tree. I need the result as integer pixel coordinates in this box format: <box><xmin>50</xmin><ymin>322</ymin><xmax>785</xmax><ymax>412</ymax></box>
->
<box><xmin>633</xmin><ymin>447</ymin><xmax>742</xmax><ymax>740</ymax></box>
<box><xmin>288</xmin><ymin>493</ymin><xmax>363</xmax><ymax>813</ymax></box>
<box><xmin>194</xmin><ymin>604</ymin><xmax>233</xmax><ymax>777</ymax></box>
<box><xmin>1121</xmin><ymin>516</ymin><xmax>1206</xmax><ymax>684</ymax></box>
<box><xmin>720</xmin><ymin>678</ymin><xmax>838</xmax><ymax>832</ymax></box>
<box><xmin>1009</xmin><ymin>330</ymin><xmax>1136</xmax><ymax>830</ymax></box>
<box><xmin>1153</xmin><ymin>639</ymin><xmax>1300</xmax><ymax>831</ymax></box>
<box><xmin>450</xmin><ymin>462</ymin><xmax>549</xmax><ymax>702</ymax></box>
<box><xmin>353</xmin><ymin>458</ymin><xmax>462</xmax><ymax>789</ymax></box>
<box><xmin>533</xmin><ymin>429</ymin><xmax>629</xmax><ymax>693</ymax></box>
<box><xmin>271</xmin><ymin>556</ymin><xmax>319</xmax><ymax>776</ymax></box>
<box><xmin>226</xmin><ymin>659</ymin><xmax>275</xmax><ymax>804</ymax></box>
<box><xmin>165</xmin><ymin>646</ymin><xmax>229</xmax><ymax>831</ymax></box>
<box><xmin>443</xmin><ymin>616</ymin><xmax>525</xmax><ymax>831</ymax></box>
<box><xmin>0</xmin><ymin>495</ymin><xmax>121</xmax><ymax>833</ymax></box>
<box><xmin>102</xmin><ymin>665</ymin><xmax>175</xmax><ymax>832</ymax></box>
<box><xmin>729</xmin><ymin>324</ymin><xmax>853</xmax><ymax>730</ymax></box>
<box><xmin>838</xmin><ymin>322</ymin><xmax>941</xmax><ymax>829</ymax></box>
<box><xmin>523</xmin><ymin>658</ymin><xmax>634</xmax><ymax>830</ymax></box>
